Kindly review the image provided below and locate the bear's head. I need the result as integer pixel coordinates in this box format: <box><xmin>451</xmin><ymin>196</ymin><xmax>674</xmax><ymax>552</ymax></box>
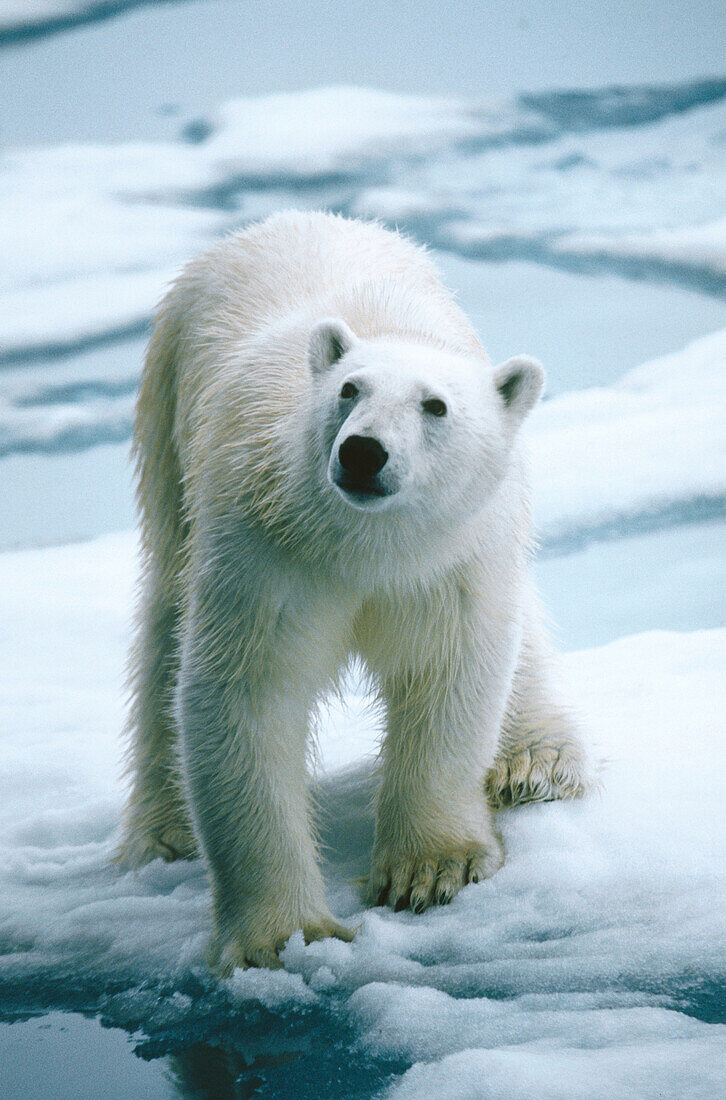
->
<box><xmin>309</xmin><ymin>318</ymin><xmax>544</xmax><ymax>528</ymax></box>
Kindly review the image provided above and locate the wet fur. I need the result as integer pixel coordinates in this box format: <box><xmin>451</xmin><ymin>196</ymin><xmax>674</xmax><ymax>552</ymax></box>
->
<box><xmin>118</xmin><ymin>211</ymin><xmax>588</xmax><ymax>972</ymax></box>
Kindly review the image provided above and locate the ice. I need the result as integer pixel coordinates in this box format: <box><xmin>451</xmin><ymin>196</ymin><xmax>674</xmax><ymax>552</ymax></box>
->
<box><xmin>0</xmin><ymin>384</ymin><xmax>135</xmax><ymax>458</ymax></box>
<box><xmin>0</xmin><ymin>140</ymin><xmax>221</xmax><ymax>360</ymax></box>
<box><xmin>559</xmin><ymin>215</ymin><xmax>726</xmax><ymax>284</ymax></box>
<box><xmin>388</xmin><ymin>1040</ymin><xmax>726</xmax><ymax>1100</ymax></box>
<box><xmin>206</xmin><ymin>86</ymin><xmax>488</xmax><ymax>177</ymax></box>
<box><xmin>2</xmin><ymin>79</ymin><xmax>724</xmax><ymax>363</ymax></box>
<box><xmin>0</xmin><ymin>523</ymin><xmax>724</xmax><ymax>1094</ymax></box>
<box><xmin>528</xmin><ymin>327</ymin><xmax>726</xmax><ymax>547</ymax></box>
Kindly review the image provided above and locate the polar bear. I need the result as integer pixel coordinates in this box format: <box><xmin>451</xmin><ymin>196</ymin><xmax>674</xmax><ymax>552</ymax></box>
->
<box><xmin>119</xmin><ymin>210</ymin><xmax>588</xmax><ymax>973</ymax></box>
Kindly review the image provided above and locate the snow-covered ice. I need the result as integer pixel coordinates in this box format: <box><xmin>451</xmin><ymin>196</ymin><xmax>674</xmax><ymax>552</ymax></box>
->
<box><xmin>528</xmin><ymin>328</ymin><xmax>726</xmax><ymax>548</ymax></box>
<box><xmin>2</xmin><ymin>79</ymin><xmax>725</xmax><ymax>362</ymax></box>
<box><xmin>559</xmin><ymin>215</ymin><xmax>726</xmax><ymax>285</ymax></box>
<box><xmin>0</xmin><ymin>531</ymin><xmax>724</xmax><ymax>1095</ymax></box>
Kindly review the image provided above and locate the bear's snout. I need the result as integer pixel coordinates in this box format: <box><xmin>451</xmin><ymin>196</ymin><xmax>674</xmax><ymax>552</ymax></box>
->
<box><xmin>333</xmin><ymin>434</ymin><xmax>394</xmax><ymax>506</ymax></box>
<box><xmin>338</xmin><ymin>435</ymin><xmax>388</xmax><ymax>479</ymax></box>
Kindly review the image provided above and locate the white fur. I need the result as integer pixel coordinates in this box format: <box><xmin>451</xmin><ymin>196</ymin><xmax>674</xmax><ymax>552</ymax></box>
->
<box><xmin>118</xmin><ymin>211</ymin><xmax>588</xmax><ymax>972</ymax></box>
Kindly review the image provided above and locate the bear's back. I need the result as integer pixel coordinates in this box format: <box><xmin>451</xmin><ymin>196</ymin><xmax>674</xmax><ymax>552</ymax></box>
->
<box><xmin>174</xmin><ymin>211</ymin><xmax>478</xmax><ymax>349</ymax></box>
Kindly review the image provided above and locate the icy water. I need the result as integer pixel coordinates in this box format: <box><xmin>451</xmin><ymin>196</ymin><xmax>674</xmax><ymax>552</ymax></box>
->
<box><xmin>0</xmin><ymin>1014</ymin><xmax>177</xmax><ymax>1100</ymax></box>
<box><xmin>536</xmin><ymin>516</ymin><xmax>726</xmax><ymax>650</ymax></box>
<box><xmin>0</xmin><ymin>1009</ymin><xmax>403</xmax><ymax>1100</ymax></box>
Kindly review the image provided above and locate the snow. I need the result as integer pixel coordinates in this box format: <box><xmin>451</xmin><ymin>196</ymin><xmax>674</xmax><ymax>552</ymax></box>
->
<box><xmin>0</xmin><ymin>140</ymin><xmax>221</xmax><ymax>359</ymax></box>
<box><xmin>528</xmin><ymin>327</ymin><xmax>726</xmax><ymax>547</ymax></box>
<box><xmin>207</xmin><ymin>86</ymin><xmax>486</xmax><ymax>177</ymax></box>
<box><xmin>0</xmin><ymin>270</ymin><xmax>170</xmax><ymax>359</ymax></box>
<box><xmin>388</xmin><ymin>1041</ymin><xmax>726</xmax><ymax>1100</ymax></box>
<box><xmin>0</xmin><ymin>528</ymin><xmax>724</xmax><ymax>1093</ymax></box>
<box><xmin>2</xmin><ymin>79</ymin><xmax>725</xmax><ymax>361</ymax></box>
<box><xmin>560</xmin><ymin>216</ymin><xmax>726</xmax><ymax>283</ymax></box>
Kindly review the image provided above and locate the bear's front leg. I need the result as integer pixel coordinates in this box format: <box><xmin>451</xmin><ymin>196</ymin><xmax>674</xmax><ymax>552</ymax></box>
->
<box><xmin>361</xmin><ymin>588</ymin><xmax>518</xmax><ymax>912</ymax></box>
<box><xmin>367</xmin><ymin>676</ymin><xmax>505</xmax><ymax>912</ymax></box>
<box><xmin>177</xmin><ymin>569</ymin><xmax>354</xmax><ymax>974</ymax></box>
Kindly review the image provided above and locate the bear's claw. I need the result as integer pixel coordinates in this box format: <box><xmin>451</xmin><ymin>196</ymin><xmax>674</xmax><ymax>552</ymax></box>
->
<box><xmin>487</xmin><ymin>740</ymin><xmax>588</xmax><ymax>808</ymax></box>
<box><xmin>115</xmin><ymin>822</ymin><xmax>198</xmax><ymax>869</ymax></box>
<box><xmin>208</xmin><ymin>916</ymin><xmax>355</xmax><ymax>976</ymax></box>
<box><xmin>368</xmin><ymin>839</ymin><xmax>503</xmax><ymax>913</ymax></box>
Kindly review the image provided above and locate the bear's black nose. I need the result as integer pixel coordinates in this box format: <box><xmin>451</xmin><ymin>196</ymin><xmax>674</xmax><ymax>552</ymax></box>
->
<box><xmin>338</xmin><ymin>435</ymin><xmax>388</xmax><ymax>478</ymax></box>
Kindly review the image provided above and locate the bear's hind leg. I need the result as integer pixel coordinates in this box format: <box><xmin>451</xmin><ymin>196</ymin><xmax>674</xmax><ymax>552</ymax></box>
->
<box><xmin>118</xmin><ymin>587</ymin><xmax>197</xmax><ymax>867</ymax></box>
<box><xmin>487</xmin><ymin>726</ymin><xmax>588</xmax><ymax>809</ymax></box>
<box><xmin>487</xmin><ymin>647</ymin><xmax>589</xmax><ymax>809</ymax></box>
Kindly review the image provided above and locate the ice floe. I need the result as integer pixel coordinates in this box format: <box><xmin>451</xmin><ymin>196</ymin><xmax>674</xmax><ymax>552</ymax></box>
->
<box><xmin>0</xmin><ymin>530</ymin><xmax>723</xmax><ymax>1094</ymax></box>
<box><xmin>2</xmin><ymin>79</ymin><xmax>724</xmax><ymax>361</ymax></box>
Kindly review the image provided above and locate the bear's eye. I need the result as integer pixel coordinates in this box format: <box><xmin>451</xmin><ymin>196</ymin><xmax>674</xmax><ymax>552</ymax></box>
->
<box><xmin>340</xmin><ymin>381</ymin><xmax>358</xmax><ymax>400</ymax></box>
<box><xmin>422</xmin><ymin>397</ymin><xmax>447</xmax><ymax>418</ymax></box>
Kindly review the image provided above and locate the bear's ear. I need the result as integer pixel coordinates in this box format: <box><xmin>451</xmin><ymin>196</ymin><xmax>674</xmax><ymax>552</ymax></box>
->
<box><xmin>493</xmin><ymin>355</ymin><xmax>545</xmax><ymax>424</ymax></box>
<box><xmin>308</xmin><ymin>318</ymin><xmax>358</xmax><ymax>375</ymax></box>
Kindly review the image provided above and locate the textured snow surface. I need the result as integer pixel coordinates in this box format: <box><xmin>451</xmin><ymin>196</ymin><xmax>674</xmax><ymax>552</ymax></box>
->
<box><xmin>388</xmin><ymin>1040</ymin><xmax>726</xmax><ymax>1100</ymax></box>
<box><xmin>0</xmin><ymin>530</ymin><xmax>724</xmax><ymax>1095</ymax></box>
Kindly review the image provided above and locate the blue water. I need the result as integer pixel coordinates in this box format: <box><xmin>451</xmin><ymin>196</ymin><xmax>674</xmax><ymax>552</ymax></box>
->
<box><xmin>0</xmin><ymin>1008</ymin><xmax>401</xmax><ymax>1099</ymax></box>
<box><xmin>536</xmin><ymin>517</ymin><xmax>726</xmax><ymax>651</ymax></box>
<box><xmin>0</xmin><ymin>1014</ymin><xmax>176</xmax><ymax>1100</ymax></box>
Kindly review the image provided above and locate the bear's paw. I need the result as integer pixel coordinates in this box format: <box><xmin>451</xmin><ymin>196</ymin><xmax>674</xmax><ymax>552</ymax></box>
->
<box><xmin>115</xmin><ymin>827</ymin><xmax>198</xmax><ymax>869</ymax></box>
<box><xmin>366</xmin><ymin>838</ymin><xmax>503</xmax><ymax>913</ymax></box>
<box><xmin>487</xmin><ymin>739</ymin><xmax>588</xmax><ymax>809</ymax></box>
<box><xmin>208</xmin><ymin>915</ymin><xmax>355</xmax><ymax>976</ymax></box>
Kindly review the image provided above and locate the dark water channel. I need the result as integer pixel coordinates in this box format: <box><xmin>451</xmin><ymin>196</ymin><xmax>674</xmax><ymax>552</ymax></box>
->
<box><xmin>0</xmin><ymin>1009</ymin><xmax>402</xmax><ymax>1100</ymax></box>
